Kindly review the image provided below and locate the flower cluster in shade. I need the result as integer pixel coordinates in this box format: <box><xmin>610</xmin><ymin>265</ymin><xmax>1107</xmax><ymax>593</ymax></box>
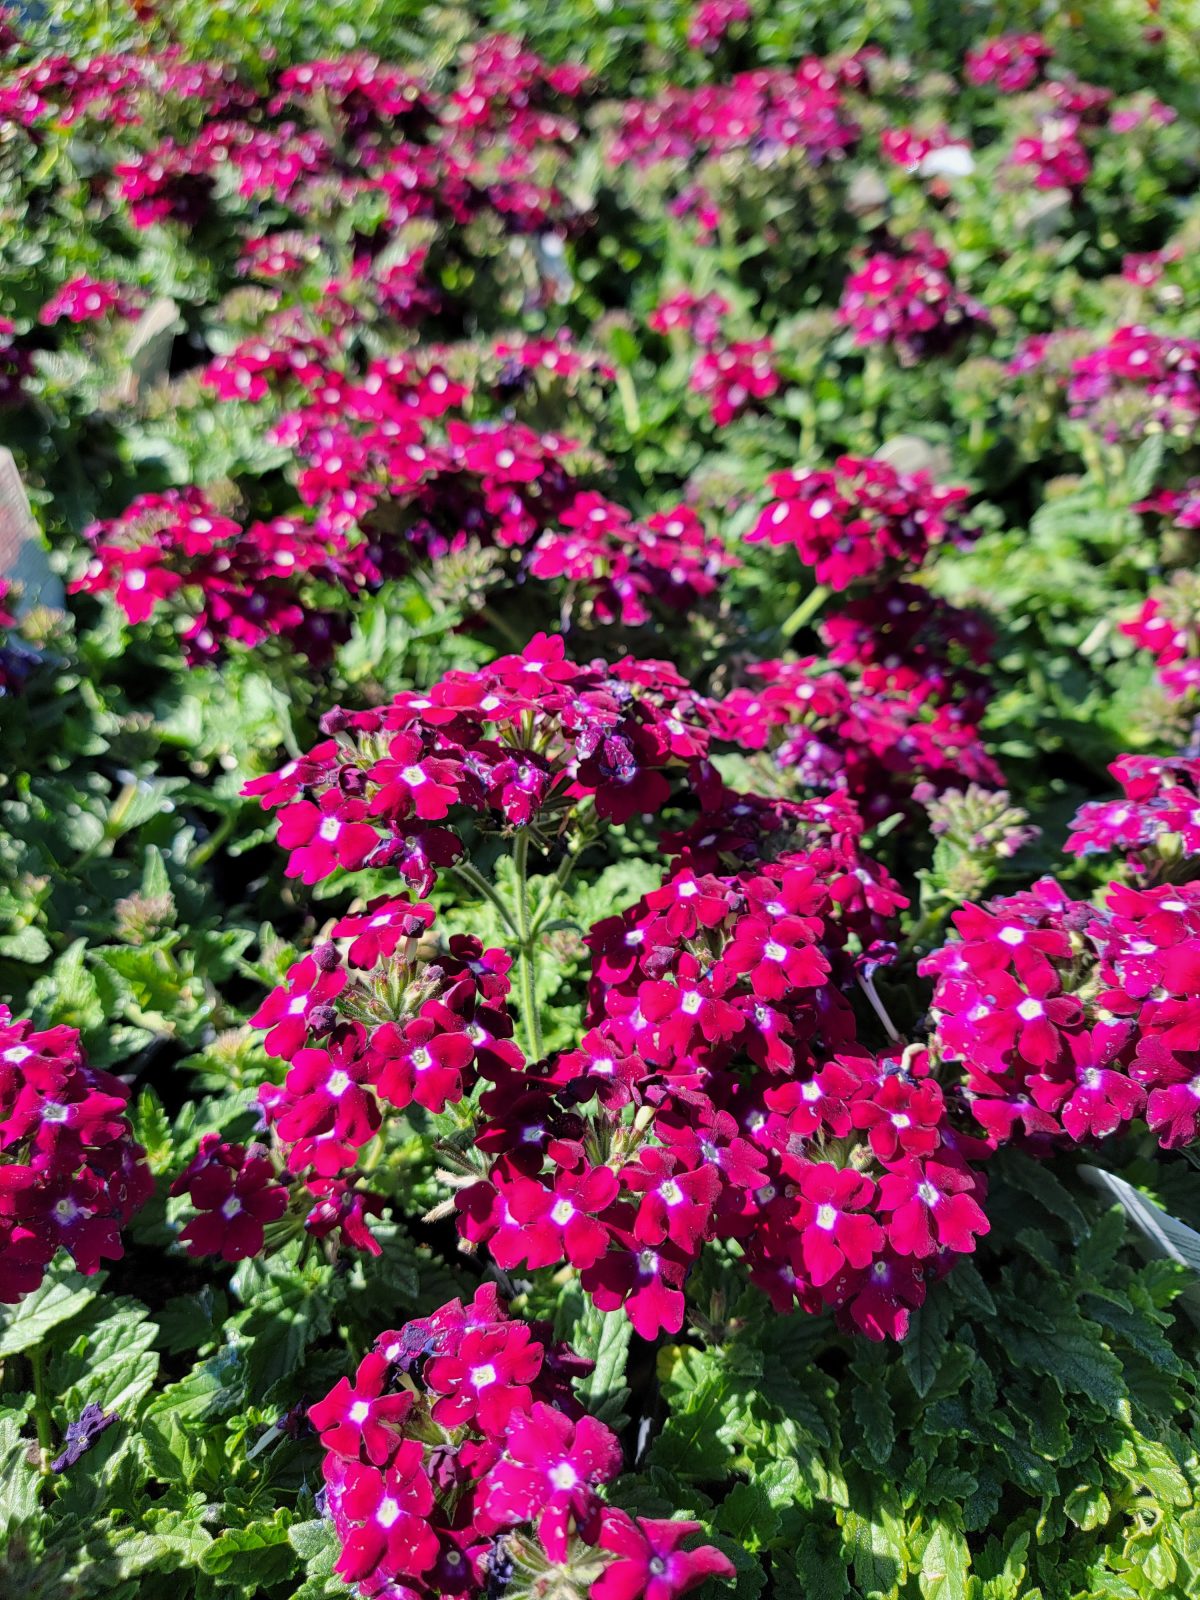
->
<box><xmin>71</xmin><ymin>488</ymin><xmax>354</xmax><ymax>664</ymax></box>
<box><xmin>922</xmin><ymin>876</ymin><xmax>1200</xmax><ymax>1151</ymax></box>
<box><xmin>0</xmin><ymin>1007</ymin><xmax>152</xmax><ymax>1302</ymax></box>
<box><xmin>311</xmin><ymin>1284</ymin><xmax>734</xmax><ymax>1599</ymax></box>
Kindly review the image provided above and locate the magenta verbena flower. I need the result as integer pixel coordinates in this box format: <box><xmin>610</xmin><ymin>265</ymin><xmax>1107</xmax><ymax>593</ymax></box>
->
<box><xmin>0</xmin><ymin>1007</ymin><xmax>152</xmax><ymax>1301</ymax></box>
<box><xmin>313</xmin><ymin>1287</ymin><xmax>731</xmax><ymax>1599</ymax></box>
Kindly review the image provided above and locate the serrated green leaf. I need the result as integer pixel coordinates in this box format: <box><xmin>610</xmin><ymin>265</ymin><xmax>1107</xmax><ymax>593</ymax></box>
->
<box><xmin>0</xmin><ymin>1261</ymin><xmax>96</xmax><ymax>1356</ymax></box>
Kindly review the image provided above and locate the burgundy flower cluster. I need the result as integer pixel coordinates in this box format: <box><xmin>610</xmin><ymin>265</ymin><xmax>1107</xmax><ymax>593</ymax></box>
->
<box><xmin>1121</xmin><ymin>573</ymin><xmax>1200</xmax><ymax>703</ymax></box>
<box><xmin>745</xmin><ymin>454</ymin><xmax>976</xmax><ymax>591</ymax></box>
<box><xmin>1067</xmin><ymin>326</ymin><xmax>1200</xmax><ymax>440</ymax></box>
<box><xmin>964</xmin><ymin>33</ymin><xmax>1054</xmax><ymax>94</ymax></box>
<box><xmin>244</xmin><ymin>633</ymin><xmax>718</xmax><ymax>893</ymax></box>
<box><xmin>923</xmin><ymin>877</ymin><xmax>1200</xmax><ymax>1150</ymax></box>
<box><xmin>312</xmin><ymin>1285</ymin><xmax>733</xmax><ymax>1599</ymax></box>
<box><xmin>1065</xmin><ymin>754</ymin><xmax>1200</xmax><ymax>872</ymax></box>
<box><xmin>38</xmin><ymin>275</ymin><xmax>138</xmax><ymax>327</ymax></box>
<box><xmin>170</xmin><ymin>1134</ymin><xmax>289</xmax><ymax>1262</ymax></box>
<box><xmin>245</xmin><ymin>900</ymin><xmax>520</xmax><ymax>1249</ymax></box>
<box><xmin>450</xmin><ymin>858</ymin><xmax>988</xmax><ymax>1342</ymax></box>
<box><xmin>71</xmin><ymin>488</ymin><xmax>353</xmax><ymax>663</ymax></box>
<box><xmin>715</xmin><ymin>657</ymin><xmax>1001</xmax><ymax>820</ymax></box>
<box><xmin>529</xmin><ymin>494</ymin><xmax>736</xmax><ymax>627</ymax></box>
<box><xmin>837</xmin><ymin>235</ymin><xmax>990</xmax><ymax>362</ymax></box>
<box><xmin>0</xmin><ymin>1006</ymin><xmax>152</xmax><ymax>1303</ymax></box>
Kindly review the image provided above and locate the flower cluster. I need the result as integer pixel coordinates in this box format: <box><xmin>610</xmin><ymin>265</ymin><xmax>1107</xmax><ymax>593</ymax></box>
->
<box><xmin>1065</xmin><ymin>754</ymin><xmax>1200</xmax><ymax>873</ymax></box>
<box><xmin>608</xmin><ymin>65</ymin><xmax>859</xmax><ymax>174</ymax></box>
<box><xmin>312</xmin><ymin>1285</ymin><xmax>733</xmax><ymax>1599</ymax></box>
<box><xmin>715</xmin><ymin>658</ymin><xmax>1000</xmax><ymax>819</ymax></box>
<box><xmin>246</xmin><ymin>899</ymin><xmax>520</xmax><ymax>1251</ymax></box>
<box><xmin>745</xmin><ymin>455</ymin><xmax>976</xmax><ymax>590</ymax></box>
<box><xmin>1067</xmin><ymin>326</ymin><xmax>1200</xmax><ymax>440</ymax></box>
<box><xmin>1121</xmin><ymin>572</ymin><xmax>1200</xmax><ymax>702</ymax></box>
<box><xmin>686</xmin><ymin>0</ymin><xmax>750</xmax><ymax>52</ymax></box>
<box><xmin>529</xmin><ymin>495</ymin><xmax>736</xmax><ymax>627</ymax></box>
<box><xmin>170</xmin><ymin>1135</ymin><xmax>289</xmax><ymax>1262</ymax></box>
<box><xmin>1010</xmin><ymin>114</ymin><xmax>1091</xmax><ymax>190</ymax></box>
<box><xmin>449</xmin><ymin>853</ymin><xmax>988</xmax><ymax>1342</ymax></box>
<box><xmin>244</xmin><ymin>633</ymin><xmax>717</xmax><ymax>892</ymax></box>
<box><xmin>71</xmin><ymin>488</ymin><xmax>354</xmax><ymax>663</ymax></box>
<box><xmin>0</xmin><ymin>1007</ymin><xmax>152</xmax><ymax>1302</ymax></box>
<box><xmin>965</xmin><ymin>33</ymin><xmax>1054</xmax><ymax>94</ymax></box>
<box><xmin>837</xmin><ymin>236</ymin><xmax>989</xmax><ymax>362</ymax></box>
<box><xmin>923</xmin><ymin>877</ymin><xmax>1200</xmax><ymax>1150</ymax></box>
<box><xmin>38</xmin><ymin>275</ymin><xmax>137</xmax><ymax>326</ymax></box>
<box><xmin>689</xmin><ymin>338</ymin><xmax>780</xmax><ymax>426</ymax></box>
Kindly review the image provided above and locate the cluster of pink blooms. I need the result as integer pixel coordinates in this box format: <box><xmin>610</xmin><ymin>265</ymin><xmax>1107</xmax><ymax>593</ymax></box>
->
<box><xmin>0</xmin><ymin>1007</ymin><xmax>152</xmax><ymax>1303</ymax></box>
<box><xmin>686</xmin><ymin>0</ymin><xmax>751</xmax><ymax>52</ymax></box>
<box><xmin>38</xmin><ymin>275</ymin><xmax>137</xmax><ymax>327</ymax></box>
<box><xmin>3</xmin><ymin>40</ymin><xmax>590</xmax><ymax>245</ymax></box>
<box><xmin>647</xmin><ymin>290</ymin><xmax>730</xmax><ymax>346</ymax></box>
<box><xmin>0</xmin><ymin>317</ymin><xmax>31</xmax><ymax>406</ymax></box>
<box><xmin>70</xmin><ymin>488</ymin><xmax>353</xmax><ymax>664</ymax></box>
<box><xmin>452</xmin><ymin>852</ymin><xmax>988</xmax><ymax>1341</ymax></box>
<box><xmin>1065</xmin><ymin>754</ymin><xmax>1200</xmax><ymax>871</ymax></box>
<box><xmin>244</xmin><ymin>634</ymin><xmax>718</xmax><ymax>893</ymax></box>
<box><xmin>1010</xmin><ymin>114</ymin><xmax>1091</xmax><ymax>190</ymax></box>
<box><xmin>607</xmin><ymin>62</ymin><xmax>860</xmax><ymax>173</ymax></box>
<box><xmin>689</xmin><ymin>338</ymin><xmax>780</xmax><ymax>426</ymax></box>
<box><xmin>964</xmin><ymin>33</ymin><xmax>1054</xmax><ymax>94</ymax></box>
<box><xmin>312</xmin><ymin>1285</ymin><xmax>733</xmax><ymax>1598</ymax></box>
<box><xmin>1121</xmin><ymin>574</ymin><xmax>1200</xmax><ymax>702</ymax></box>
<box><xmin>1066</xmin><ymin>326</ymin><xmax>1200</xmax><ymax>439</ymax></box>
<box><xmin>837</xmin><ymin>236</ymin><xmax>989</xmax><ymax>362</ymax></box>
<box><xmin>243</xmin><ymin>903</ymin><xmax>521</xmax><ymax>1246</ymax></box>
<box><xmin>529</xmin><ymin>495</ymin><xmax>736</xmax><ymax>627</ymax></box>
<box><xmin>716</xmin><ymin>658</ymin><xmax>1000</xmax><ymax>820</ymax></box>
<box><xmin>745</xmin><ymin>454</ymin><xmax>975</xmax><ymax>590</ymax></box>
<box><xmin>923</xmin><ymin>876</ymin><xmax>1200</xmax><ymax>1151</ymax></box>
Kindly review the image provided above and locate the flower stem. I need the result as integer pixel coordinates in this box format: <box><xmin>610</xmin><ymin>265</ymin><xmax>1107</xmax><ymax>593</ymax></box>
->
<box><xmin>780</xmin><ymin>583</ymin><xmax>830</xmax><ymax>642</ymax></box>
<box><xmin>451</xmin><ymin>861</ymin><xmax>519</xmax><ymax>939</ymax></box>
<box><xmin>29</xmin><ymin>1347</ymin><xmax>53</xmax><ymax>1474</ymax></box>
<box><xmin>513</xmin><ymin>831</ymin><xmax>544</xmax><ymax>1062</ymax></box>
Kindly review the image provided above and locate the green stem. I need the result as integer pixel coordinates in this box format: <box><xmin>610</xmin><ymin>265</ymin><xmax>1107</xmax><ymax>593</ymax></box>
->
<box><xmin>30</xmin><ymin>1347</ymin><xmax>52</xmax><ymax>1474</ymax></box>
<box><xmin>529</xmin><ymin>835</ymin><xmax>588</xmax><ymax>937</ymax></box>
<box><xmin>188</xmin><ymin>807</ymin><xmax>239</xmax><ymax>871</ymax></box>
<box><xmin>780</xmin><ymin>583</ymin><xmax>830</xmax><ymax>642</ymax></box>
<box><xmin>451</xmin><ymin>862</ymin><xmax>519</xmax><ymax>939</ymax></box>
<box><xmin>477</xmin><ymin>603</ymin><xmax>528</xmax><ymax>653</ymax></box>
<box><xmin>513</xmin><ymin>831</ymin><xmax>544</xmax><ymax>1062</ymax></box>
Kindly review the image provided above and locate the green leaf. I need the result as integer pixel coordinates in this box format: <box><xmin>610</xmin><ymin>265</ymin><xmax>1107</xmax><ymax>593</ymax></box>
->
<box><xmin>919</xmin><ymin>1515</ymin><xmax>971</xmax><ymax>1600</ymax></box>
<box><xmin>850</xmin><ymin>1366</ymin><xmax>894</xmax><ymax>1465</ymax></box>
<box><xmin>0</xmin><ymin>1260</ymin><xmax>97</xmax><ymax>1356</ymax></box>
<box><xmin>200</xmin><ymin>1516</ymin><xmax>297</xmax><ymax>1585</ymax></box>
<box><xmin>573</xmin><ymin>1304</ymin><xmax>632</xmax><ymax>1430</ymax></box>
<box><xmin>903</xmin><ymin>1294</ymin><xmax>950</xmax><ymax>1400</ymax></box>
<box><xmin>718</xmin><ymin>1481</ymin><xmax>781</xmax><ymax>1550</ymax></box>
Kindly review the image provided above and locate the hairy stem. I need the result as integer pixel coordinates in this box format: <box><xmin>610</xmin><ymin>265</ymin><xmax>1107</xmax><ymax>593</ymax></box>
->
<box><xmin>513</xmin><ymin>830</ymin><xmax>545</xmax><ymax>1062</ymax></box>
